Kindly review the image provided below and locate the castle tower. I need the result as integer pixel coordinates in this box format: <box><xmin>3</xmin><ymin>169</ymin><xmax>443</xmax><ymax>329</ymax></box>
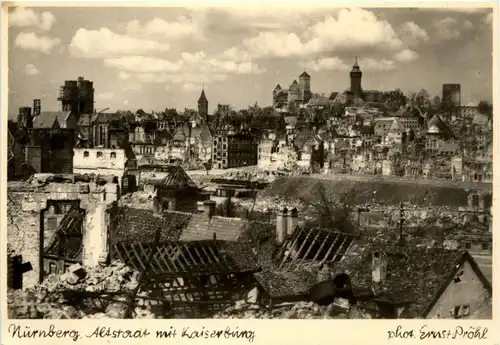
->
<box><xmin>198</xmin><ymin>87</ymin><xmax>208</xmax><ymax>122</ymax></box>
<box><xmin>350</xmin><ymin>57</ymin><xmax>363</xmax><ymax>99</ymax></box>
<box><xmin>273</xmin><ymin>84</ymin><xmax>282</xmax><ymax>108</ymax></box>
<box><xmin>299</xmin><ymin>71</ymin><xmax>311</xmax><ymax>104</ymax></box>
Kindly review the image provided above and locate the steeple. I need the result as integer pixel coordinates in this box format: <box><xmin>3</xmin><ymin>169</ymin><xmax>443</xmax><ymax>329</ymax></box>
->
<box><xmin>351</xmin><ymin>56</ymin><xmax>361</xmax><ymax>72</ymax></box>
<box><xmin>198</xmin><ymin>86</ymin><xmax>207</xmax><ymax>102</ymax></box>
<box><xmin>197</xmin><ymin>85</ymin><xmax>208</xmax><ymax>122</ymax></box>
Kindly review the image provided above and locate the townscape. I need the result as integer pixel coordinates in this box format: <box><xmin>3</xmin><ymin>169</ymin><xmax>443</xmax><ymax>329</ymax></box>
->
<box><xmin>6</xmin><ymin>6</ymin><xmax>494</xmax><ymax>320</ymax></box>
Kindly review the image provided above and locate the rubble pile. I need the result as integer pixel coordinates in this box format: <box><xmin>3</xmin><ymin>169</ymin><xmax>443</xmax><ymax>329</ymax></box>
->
<box><xmin>120</xmin><ymin>192</ymin><xmax>154</xmax><ymax>209</ymax></box>
<box><xmin>221</xmin><ymin>170</ymin><xmax>284</xmax><ymax>183</ymax></box>
<box><xmin>7</xmin><ymin>261</ymin><xmax>156</xmax><ymax>319</ymax></box>
<box><xmin>213</xmin><ymin>300</ymin><xmax>371</xmax><ymax>319</ymax></box>
<box><xmin>236</xmin><ymin>195</ymin><xmax>305</xmax><ymax>213</ymax></box>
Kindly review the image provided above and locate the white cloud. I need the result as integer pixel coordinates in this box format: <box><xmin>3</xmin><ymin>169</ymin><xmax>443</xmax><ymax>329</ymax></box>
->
<box><xmin>308</xmin><ymin>57</ymin><xmax>349</xmax><ymax>72</ymax></box>
<box><xmin>393</xmin><ymin>49</ymin><xmax>419</xmax><ymax>62</ymax></box>
<box><xmin>9</xmin><ymin>7</ymin><xmax>56</xmax><ymax>31</ymax></box>
<box><xmin>182</xmin><ymin>83</ymin><xmax>199</xmax><ymax>91</ymax></box>
<box><xmin>360</xmin><ymin>58</ymin><xmax>395</xmax><ymax>71</ymax></box>
<box><xmin>421</xmin><ymin>8</ymin><xmax>490</xmax><ymax>13</ymax></box>
<box><xmin>126</xmin><ymin>16</ymin><xmax>202</xmax><ymax>41</ymax></box>
<box><xmin>165</xmin><ymin>85</ymin><xmax>171</xmax><ymax>91</ymax></box>
<box><xmin>224</xmin><ymin>8</ymin><xmax>403</xmax><ymax>60</ymax></box>
<box><xmin>24</xmin><ymin>63</ymin><xmax>39</xmax><ymax>75</ymax></box>
<box><xmin>104</xmin><ymin>56</ymin><xmax>182</xmax><ymax>73</ymax></box>
<box><xmin>15</xmin><ymin>32</ymin><xmax>61</xmax><ymax>54</ymax></box>
<box><xmin>433</xmin><ymin>17</ymin><xmax>461</xmax><ymax>41</ymax></box>
<box><xmin>96</xmin><ymin>92</ymin><xmax>114</xmax><ymax>101</ymax></box>
<box><xmin>69</xmin><ymin>28</ymin><xmax>170</xmax><ymax>58</ymax></box>
<box><xmin>240</xmin><ymin>32</ymin><xmax>305</xmax><ymax>59</ymax></box>
<box><xmin>483</xmin><ymin>12</ymin><xmax>493</xmax><ymax>24</ymax></box>
<box><xmin>303</xmin><ymin>9</ymin><xmax>403</xmax><ymax>53</ymax></box>
<box><xmin>463</xmin><ymin>20</ymin><xmax>474</xmax><ymax>31</ymax></box>
<box><xmin>399</xmin><ymin>21</ymin><xmax>429</xmax><ymax>46</ymax></box>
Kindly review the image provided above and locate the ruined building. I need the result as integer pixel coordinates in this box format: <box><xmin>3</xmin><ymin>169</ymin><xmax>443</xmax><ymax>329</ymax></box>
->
<box><xmin>57</xmin><ymin>77</ymin><xmax>95</xmax><ymax>115</ymax></box>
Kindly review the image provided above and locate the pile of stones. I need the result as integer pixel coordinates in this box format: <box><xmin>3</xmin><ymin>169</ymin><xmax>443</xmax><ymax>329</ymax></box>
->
<box><xmin>212</xmin><ymin>299</ymin><xmax>371</xmax><ymax>319</ymax></box>
<box><xmin>7</xmin><ymin>261</ymin><xmax>157</xmax><ymax>319</ymax></box>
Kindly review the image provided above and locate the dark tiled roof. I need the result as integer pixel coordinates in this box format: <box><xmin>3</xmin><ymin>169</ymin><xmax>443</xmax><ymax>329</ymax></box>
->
<box><xmin>112</xmin><ymin>207</ymin><xmax>193</xmax><ymax>242</ymax></box>
<box><xmin>329</xmin><ymin>92</ymin><xmax>339</xmax><ymax>100</ymax></box>
<box><xmin>33</xmin><ymin>111</ymin><xmax>71</xmax><ymax>129</ymax></box>
<box><xmin>198</xmin><ymin>89</ymin><xmax>207</xmax><ymax>102</ymax></box>
<box><xmin>335</xmin><ymin>238</ymin><xmax>491</xmax><ymax>318</ymax></box>
<box><xmin>180</xmin><ymin>214</ymin><xmax>248</xmax><ymax>242</ymax></box>
<box><xmin>158</xmin><ymin>165</ymin><xmax>198</xmax><ymax>189</ymax></box>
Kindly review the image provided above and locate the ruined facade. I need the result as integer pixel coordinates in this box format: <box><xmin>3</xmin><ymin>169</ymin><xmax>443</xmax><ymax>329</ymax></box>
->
<box><xmin>7</xmin><ymin>175</ymin><xmax>118</xmax><ymax>287</ymax></box>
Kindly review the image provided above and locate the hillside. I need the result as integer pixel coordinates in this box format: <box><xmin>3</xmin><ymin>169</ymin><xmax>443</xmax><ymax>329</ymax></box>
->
<box><xmin>262</xmin><ymin>175</ymin><xmax>492</xmax><ymax>207</ymax></box>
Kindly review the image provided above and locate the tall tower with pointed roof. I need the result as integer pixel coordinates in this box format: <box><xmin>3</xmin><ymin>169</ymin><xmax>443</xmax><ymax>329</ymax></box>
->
<box><xmin>198</xmin><ymin>87</ymin><xmax>208</xmax><ymax>122</ymax></box>
<box><xmin>299</xmin><ymin>71</ymin><xmax>311</xmax><ymax>103</ymax></box>
<box><xmin>350</xmin><ymin>57</ymin><xmax>363</xmax><ymax>99</ymax></box>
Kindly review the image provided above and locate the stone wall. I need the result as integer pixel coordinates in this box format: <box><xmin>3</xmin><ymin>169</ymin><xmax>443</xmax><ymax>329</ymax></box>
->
<box><xmin>7</xmin><ymin>175</ymin><xmax>118</xmax><ymax>287</ymax></box>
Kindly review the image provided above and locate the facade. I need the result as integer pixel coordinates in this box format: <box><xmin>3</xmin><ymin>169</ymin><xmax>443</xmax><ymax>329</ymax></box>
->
<box><xmin>212</xmin><ymin>132</ymin><xmax>258</xmax><ymax>169</ymax></box>
<box><xmin>73</xmin><ymin>148</ymin><xmax>127</xmax><ymax>185</ymax></box>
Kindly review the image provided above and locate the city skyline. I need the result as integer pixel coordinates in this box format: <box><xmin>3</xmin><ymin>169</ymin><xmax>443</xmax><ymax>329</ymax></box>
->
<box><xmin>8</xmin><ymin>5</ymin><xmax>494</xmax><ymax>116</ymax></box>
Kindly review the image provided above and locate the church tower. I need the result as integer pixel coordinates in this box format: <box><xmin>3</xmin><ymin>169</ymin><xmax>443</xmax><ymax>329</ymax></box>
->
<box><xmin>350</xmin><ymin>57</ymin><xmax>363</xmax><ymax>99</ymax></box>
<box><xmin>198</xmin><ymin>87</ymin><xmax>208</xmax><ymax>122</ymax></box>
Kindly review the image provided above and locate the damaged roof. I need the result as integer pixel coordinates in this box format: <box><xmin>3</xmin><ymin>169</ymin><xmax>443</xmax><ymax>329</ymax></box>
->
<box><xmin>335</xmin><ymin>238</ymin><xmax>492</xmax><ymax>318</ymax></box>
<box><xmin>157</xmin><ymin>165</ymin><xmax>198</xmax><ymax>189</ymax></box>
<box><xmin>33</xmin><ymin>111</ymin><xmax>71</xmax><ymax>129</ymax></box>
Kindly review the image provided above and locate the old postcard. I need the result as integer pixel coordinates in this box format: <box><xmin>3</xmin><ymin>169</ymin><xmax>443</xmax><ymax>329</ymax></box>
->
<box><xmin>1</xmin><ymin>1</ymin><xmax>498</xmax><ymax>344</ymax></box>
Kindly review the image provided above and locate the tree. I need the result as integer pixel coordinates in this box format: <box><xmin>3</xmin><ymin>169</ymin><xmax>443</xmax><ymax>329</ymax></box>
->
<box><xmin>299</xmin><ymin>183</ymin><xmax>356</xmax><ymax>233</ymax></box>
<box><xmin>478</xmin><ymin>101</ymin><xmax>493</xmax><ymax>118</ymax></box>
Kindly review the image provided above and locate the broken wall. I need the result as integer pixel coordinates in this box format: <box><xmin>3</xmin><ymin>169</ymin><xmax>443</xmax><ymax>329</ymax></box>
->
<box><xmin>7</xmin><ymin>176</ymin><xmax>118</xmax><ymax>287</ymax></box>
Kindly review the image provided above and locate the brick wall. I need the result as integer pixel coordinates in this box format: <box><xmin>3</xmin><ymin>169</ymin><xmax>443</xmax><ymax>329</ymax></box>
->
<box><xmin>7</xmin><ymin>177</ymin><xmax>118</xmax><ymax>287</ymax></box>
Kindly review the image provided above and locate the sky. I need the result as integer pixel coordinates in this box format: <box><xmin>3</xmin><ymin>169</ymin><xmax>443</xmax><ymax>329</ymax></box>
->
<box><xmin>7</xmin><ymin>5</ymin><xmax>494</xmax><ymax>117</ymax></box>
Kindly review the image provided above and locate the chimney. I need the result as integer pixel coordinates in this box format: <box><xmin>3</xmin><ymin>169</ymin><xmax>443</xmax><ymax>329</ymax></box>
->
<box><xmin>204</xmin><ymin>200</ymin><xmax>216</xmax><ymax>219</ymax></box>
<box><xmin>371</xmin><ymin>251</ymin><xmax>387</xmax><ymax>283</ymax></box>
<box><xmin>276</xmin><ymin>207</ymin><xmax>288</xmax><ymax>244</ymax></box>
<box><xmin>287</xmin><ymin>208</ymin><xmax>299</xmax><ymax>236</ymax></box>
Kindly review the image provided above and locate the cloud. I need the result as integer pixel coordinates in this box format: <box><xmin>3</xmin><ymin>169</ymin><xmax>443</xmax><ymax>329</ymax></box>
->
<box><xmin>69</xmin><ymin>28</ymin><xmax>170</xmax><ymax>58</ymax></box>
<box><xmin>200</xmin><ymin>7</ymin><xmax>330</xmax><ymax>33</ymax></box>
<box><xmin>24</xmin><ymin>63</ymin><xmax>39</xmax><ymax>75</ymax></box>
<box><xmin>462</xmin><ymin>20</ymin><xmax>474</xmax><ymax>31</ymax></box>
<box><xmin>182</xmin><ymin>83</ymin><xmax>197</xmax><ymax>91</ymax></box>
<box><xmin>224</xmin><ymin>8</ymin><xmax>403</xmax><ymax>60</ymax></box>
<box><xmin>96</xmin><ymin>92</ymin><xmax>114</xmax><ymax>101</ymax></box>
<box><xmin>108</xmin><ymin>51</ymin><xmax>265</xmax><ymax>87</ymax></box>
<box><xmin>399</xmin><ymin>21</ymin><xmax>429</xmax><ymax>46</ymax></box>
<box><xmin>104</xmin><ymin>56</ymin><xmax>182</xmax><ymax>73</ymax></box>
<box><xmin>9</xmin><ymin>7</ymin><xmax>56</xmax><ymax>31</ymax></box>
<box><xmin>393</xmin><ymin>49</ymin><xmax>419</xmax><ymax>62</ymax></box>
<box><xmin>308</xmin><ymin>57</ymin><xmax>349</xmax><ymax>72</ymax></box>
<box><xmin>15</xmin><ymin>32</ymin><xmax>61</xmax><ymax>54</ymax></box>
<box><xmin>303</xmin><ymin>9</ymin><xmax>403</xmax><ymax>53</ymax></box>
<box><xmin>433</xmin><ymin>17</ymin><xmax>461</xmax><ymax>41</ymax></box>
<box><xmin>360</xmin><ymin>58</ymin><xmax>396</xmax><ymax>71</ymax></box>
<box><xmin>125</xmin><ymin>16</ymin><xmax>202</xmax><ymax>41</ymax></box>
<box><xmin>482</xmin><ymin>12</ymin><xmax>493</xmax><ymax>24</ymax></box>
<box><xmin>165</xmin><ymin>85</ymin><xmax>171</xmax><ymax>91</ymax></box>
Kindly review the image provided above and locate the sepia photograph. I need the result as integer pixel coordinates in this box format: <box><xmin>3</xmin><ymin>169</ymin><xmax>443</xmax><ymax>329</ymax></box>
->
<box><xmin>3</xmin><ymin>2</ymin><xmax>496</xmax><ymax>322</ymax></box>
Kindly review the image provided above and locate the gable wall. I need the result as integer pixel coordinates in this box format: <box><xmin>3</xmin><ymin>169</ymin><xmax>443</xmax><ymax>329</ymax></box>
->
<box><xmin>426</xmin><ymin>259</ymin><xmax>491</xmax><ymax>319</ymax></box>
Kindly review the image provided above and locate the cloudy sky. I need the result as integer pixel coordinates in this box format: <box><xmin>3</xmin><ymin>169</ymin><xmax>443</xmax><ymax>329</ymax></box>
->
<box><xmin>7</xmin><ymin>5</ymin><xmax>494</xmax><ymax>116</ymax></box>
